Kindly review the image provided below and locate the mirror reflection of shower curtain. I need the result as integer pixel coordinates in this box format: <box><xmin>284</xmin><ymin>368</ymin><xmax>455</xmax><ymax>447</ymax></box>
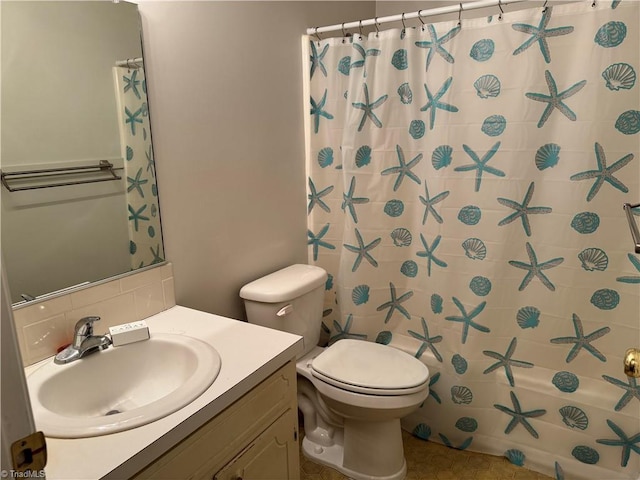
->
<box><xmin>114</xmin><ymin>66</ymin><xmax>164</xmax><ymax>269</ymax></box>
<box><xmin>305</xmin><ymin>2</ymin><xmax>639</xmax><ymax>479</ymax></box>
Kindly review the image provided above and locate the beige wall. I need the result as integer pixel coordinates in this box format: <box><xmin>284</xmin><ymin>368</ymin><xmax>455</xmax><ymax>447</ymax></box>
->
<box><xmin>375</xmin><ymin>1</ymin><xmax>564</xmax><ymax>25</ymax></box>
<box><xmin>376</xmin><ymin>1</ymin><xmax>456</xmax><ymax>26</ymax></box>
<box><xmin>139</xmin><ymin>2</ymin><xmax>375</xmax><ymax>320</ymax></box>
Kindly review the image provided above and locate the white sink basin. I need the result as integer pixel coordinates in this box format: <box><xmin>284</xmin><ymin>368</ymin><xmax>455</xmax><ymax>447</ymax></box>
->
<box><xmin>27</xmin><ymin>333</ymin><xmax>221</xmax><ymax>438</ymax></box>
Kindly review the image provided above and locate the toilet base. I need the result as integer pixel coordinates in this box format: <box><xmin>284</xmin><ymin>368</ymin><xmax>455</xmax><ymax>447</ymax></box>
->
<box><xmin>301</xmin><ymin>426</ymin><xmax>407</xmax><ymax>480</ymax></box>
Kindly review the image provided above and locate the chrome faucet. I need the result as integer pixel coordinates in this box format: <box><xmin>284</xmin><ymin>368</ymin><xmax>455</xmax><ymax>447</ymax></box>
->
<box><xmin>54</xmin><ymin>316</ymin><xmax>112</xmax><ymax>365</ymax></box>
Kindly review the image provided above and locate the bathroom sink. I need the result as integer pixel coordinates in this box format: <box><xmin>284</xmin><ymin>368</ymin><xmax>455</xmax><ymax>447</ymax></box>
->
<box><xmin>27</xmin><ymin>333</ymin><xmax>221</xmax><ymax>438</ymax></box>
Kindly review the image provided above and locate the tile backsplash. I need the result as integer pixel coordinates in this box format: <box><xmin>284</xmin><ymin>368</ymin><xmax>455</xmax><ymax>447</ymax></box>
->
<box><xmin>13</xmin><ymin>263</ymin><xmax>176</xmax><ymax>366</ymax></box>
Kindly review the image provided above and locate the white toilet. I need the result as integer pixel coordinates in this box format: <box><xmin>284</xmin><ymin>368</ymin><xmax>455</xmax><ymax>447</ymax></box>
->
<box><xmin>240</xmin><ymin>264</ymin><xmax>429</xmax><ymax>480</ymax></box>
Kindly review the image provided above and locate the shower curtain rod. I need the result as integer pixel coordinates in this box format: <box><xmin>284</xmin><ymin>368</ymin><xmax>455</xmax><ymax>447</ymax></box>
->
<box><xmin>115</xmin><ymin>57</ymin><xmax>143</xmax><ymax>68</ymax></box>
<box><xmin>308</xmin><ymin>0</ymin><xmax>541</xmax><ymax>36</ymax></box>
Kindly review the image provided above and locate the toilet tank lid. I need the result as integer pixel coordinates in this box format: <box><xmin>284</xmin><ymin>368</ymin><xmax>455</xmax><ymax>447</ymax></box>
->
<box><xmin>239</xmin><ymin>264</ymin><xmax>327</xmax><ymax>303</ymax></box>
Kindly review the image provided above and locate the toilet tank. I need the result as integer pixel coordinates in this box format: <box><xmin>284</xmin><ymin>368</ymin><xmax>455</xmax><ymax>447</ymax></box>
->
<box><xmin>240</xmin><ymin>264</ymin><xmax>327</xmax><ymax>356</ymax></box>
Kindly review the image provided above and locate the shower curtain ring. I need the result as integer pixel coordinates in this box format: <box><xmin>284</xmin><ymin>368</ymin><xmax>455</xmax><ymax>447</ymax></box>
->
<box><xmin>417</xmin><ymin>10</ymin><xmax>426</xmax><ymax>31</ymax></box>
<box><xmin>341</xmin><ymin>23</ymin><xmax>346</xmax><ymax>43</ymax></box>
<box><xmin>358</xmin><ymin>20</ymin><xmax>363</xmax><ymax>40</ymax></box>
<box><xmin>542</xmin><ymin>0</ymin><xmax>548</xmax><ymax>13</ymax></box>
<box><xmin>374</xmin><ymin>17</ymin><xmax>380</xmax><ymax>37</ymax></box>
<box><xmin>458</xmin><ymin>3</ymin><xmax>463</xmax><ymax>26</ymax></box>
<box><xmin>498</xmin><ymin>0</ymin><xmax>504</xmax><ymax>20</ymax></box>
<box><xmin>313</xmin><ymin>27</ymin><xmax>322</xmax><ymax>45</ymax></box>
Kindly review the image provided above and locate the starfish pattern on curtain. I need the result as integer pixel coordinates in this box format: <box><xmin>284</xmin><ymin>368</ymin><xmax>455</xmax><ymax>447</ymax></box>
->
<box><xmin>305</xmin><ymin>2</ymin><xmax>640</xmax><ymax>479</ymax></box>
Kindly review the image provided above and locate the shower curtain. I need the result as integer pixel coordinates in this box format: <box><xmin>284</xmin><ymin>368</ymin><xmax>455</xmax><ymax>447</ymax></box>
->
<box><xmin>114</xmin><ymin>66</ymin><xmax>164</xmax><ymax>269</ymax></box>
<box><xmin>305</xmin><ymin>2</ymin><xmax>640</xmax><ymax>479</ymax></box>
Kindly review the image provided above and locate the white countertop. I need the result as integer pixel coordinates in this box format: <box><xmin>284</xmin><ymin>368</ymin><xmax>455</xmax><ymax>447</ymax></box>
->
<box><xmin>25</xmin><ymin>305</ymin><xmax>303</xmax><ymax>480</ymax></box>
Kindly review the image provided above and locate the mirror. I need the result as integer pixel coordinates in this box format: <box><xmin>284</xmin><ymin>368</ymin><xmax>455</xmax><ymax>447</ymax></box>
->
<box><xmin>1</xmin><ymin>1</ymin><xmax>165</xmax><ymax>305</ymax></box>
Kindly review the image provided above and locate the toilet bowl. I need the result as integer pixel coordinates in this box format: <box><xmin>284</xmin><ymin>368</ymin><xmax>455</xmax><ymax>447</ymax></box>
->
<box><xmin>297</xmin><ymin>341</ymin><xmax>429</xmax><ymax>480</ymax></box>
<box><xmin>240</xmin><ymin>265</ymin><xmax>430</xmax><ymax>480</ymax></box>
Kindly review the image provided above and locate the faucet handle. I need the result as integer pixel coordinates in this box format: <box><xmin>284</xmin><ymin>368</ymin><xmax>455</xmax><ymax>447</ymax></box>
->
<box><xmin>73</xmin><ymin>316</ymin><xmax>101</xmax><ymax>344</ymax></box>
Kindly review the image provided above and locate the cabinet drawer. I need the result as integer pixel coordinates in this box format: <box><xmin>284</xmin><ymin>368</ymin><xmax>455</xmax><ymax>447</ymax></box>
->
<box><xmin>133</xmin><ymin>361</ymin><xmax>297</xmax><ymax>480</ymax></box>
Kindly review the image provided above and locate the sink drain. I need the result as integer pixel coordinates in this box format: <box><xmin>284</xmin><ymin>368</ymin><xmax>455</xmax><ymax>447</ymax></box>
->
<box><xmin>105</xmin><ymin>409</ymin><xmax>121</xmax><ymax>416</ymax></box>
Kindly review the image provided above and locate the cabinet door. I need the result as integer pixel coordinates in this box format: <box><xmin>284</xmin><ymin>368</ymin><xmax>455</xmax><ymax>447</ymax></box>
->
<box><xmin>214</xmin><ymin>408</ymin><xmax>299</xmax><ymax>480</ymax></box>
<box><xmin>132</xmin><ymin>361</ymin><xmax>298</xmax><ymax>480</ymax></box>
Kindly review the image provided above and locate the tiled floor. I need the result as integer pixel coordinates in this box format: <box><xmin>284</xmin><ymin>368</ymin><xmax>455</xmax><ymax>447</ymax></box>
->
<box><xmin>299</xmin><ymin>428</ymin><xmax>553</xmax><ymax>480</ymax></box>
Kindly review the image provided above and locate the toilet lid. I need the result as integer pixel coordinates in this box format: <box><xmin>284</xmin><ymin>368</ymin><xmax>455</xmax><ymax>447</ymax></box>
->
<box><xmin>311</xmin><ymin>339</ymin><xmax>429</xmax><ymax>394</ymax></box>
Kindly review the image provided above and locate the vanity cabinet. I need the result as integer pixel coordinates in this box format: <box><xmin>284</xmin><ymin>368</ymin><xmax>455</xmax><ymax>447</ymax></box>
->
<box><xmin>132</xmin><ymin>361</ymin><xmax>300</xmax><ymax>480</ymax></box>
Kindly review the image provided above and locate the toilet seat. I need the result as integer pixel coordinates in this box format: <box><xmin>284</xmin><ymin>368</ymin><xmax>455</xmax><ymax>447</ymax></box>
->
<box><xmin>311</xmin><ymin>339</ymin><xmax>429</xmax><ymax>396</ymax></box>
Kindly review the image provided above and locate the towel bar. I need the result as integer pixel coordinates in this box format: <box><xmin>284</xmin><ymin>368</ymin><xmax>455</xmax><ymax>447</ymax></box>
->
<box><xmin>1</xmin><ymin>160</ymin><xmax>122</xmax><ymax>192</ymax></box>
